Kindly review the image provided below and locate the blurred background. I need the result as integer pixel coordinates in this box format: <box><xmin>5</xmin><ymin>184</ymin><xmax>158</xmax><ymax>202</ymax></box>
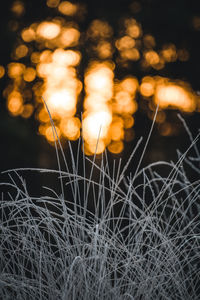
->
<box><xmin>0</xmin><ymin>0</ymin><xmax>200</xmax><ymax>188</ymax></box>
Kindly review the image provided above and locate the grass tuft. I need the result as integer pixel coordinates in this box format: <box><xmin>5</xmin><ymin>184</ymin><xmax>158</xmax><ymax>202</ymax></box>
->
<box><xmin>1</xmin><ymin>115</ymin><xmax>200</xmax><ymax>299</ymax></box>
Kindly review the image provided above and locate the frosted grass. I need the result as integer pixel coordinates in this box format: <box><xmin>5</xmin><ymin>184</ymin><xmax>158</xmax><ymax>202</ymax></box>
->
<box><xmin>0</xmin><ymin>116</ymin><xmax>200</xmax><ymax>299</ymax></box>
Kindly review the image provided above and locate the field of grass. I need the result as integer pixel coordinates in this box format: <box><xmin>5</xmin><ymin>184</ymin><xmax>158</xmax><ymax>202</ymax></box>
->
<box><xmin>1</xmin><ymin>114</ymin><xmax>200</xmax><ymax>299</ymax></box>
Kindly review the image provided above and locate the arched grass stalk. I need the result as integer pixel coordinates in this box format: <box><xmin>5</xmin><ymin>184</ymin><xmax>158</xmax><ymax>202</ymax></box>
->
<box><xmin>0</xmin><ymin>112</ymin><xmax>200</xmax><ymax>299</ymax></box>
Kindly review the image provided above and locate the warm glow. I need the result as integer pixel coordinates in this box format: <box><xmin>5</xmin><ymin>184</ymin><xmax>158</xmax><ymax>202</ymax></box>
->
<box><xmin>116</xmin><ymin>36</ymin><xmax>135</xmax><ymax>51</ymax></box>
<box><xmin>140</xmin><ymin>77</ymin><xmax>155</xmax><ymax>97</ymax></box>
<box><xmin>96</xmin><ymin>41</ymin><xmax>113</xmax><ymax>59</ymax></box>
<box><xmin>123</xmin><ymin>114</ymin><xmax>134</xmax><ymax>128</ymax></box>
<box><xmin>125</xmin><ymin>18</ymin><xmax>141</xmax><ymax>38</ymax></box>
<box><xmin>37</xmin><ymin>108</ymin><xmax>49</xmax><ymax>123</ymax></box>
<box><xmin>8</xmin><ymin>63</ymin><xmax>25</xmax><ymax>78</ymax></box>
<box><xmin>0</xmin><ymin>66</ymin><xmax>5</xmax><ymax>78</ymax></box>
<box><xmin>21</xmin><ymin>28</ymin><xmax>36</xmax><ymax>42</ymax></box>
<box><xmin>11</xmin><ymin>1</ymin><xmax>25</xmax><ymax>17</ymax></box>
<box><xmin>113</xmin><ymin>91</ymin><xmax>137</xmax><ymax>114</ymax></box>
<box><xmin>84</xmin><ymin>140</ymin><xmax>106</xmax><ymax>156</ymax></box>
<box><xmin>108</xmin><ymin>141</ymin><xmax>124</xmax><ymax>154</ymax></box>
<box><xmin>36</xmin><ymin>22</ymin><xmax>61</xmax><ymax>40</ymax></box>
<box><xmin>23</xmin><ymin>67</ymin><xmax>36</xmax><ymax>82</ymax></box>
<box><xmin>83</xmin><ymin>110</ymin><xmax>112</xmax><ymax>141</ymax></box>
<box><xmin>7</xmin><ymin>91</ymin><xmax>23</xmax><ymax>115</ymax></box>
<box><xmin>85</xmin><ymin>62</ymin><xmax>114</xmax><ymax>100</ymax></box>
<box><xmin>4</xmin><ymin>1</ymin><xmax>199</xmax><ymax>154</ymax></box>
<box><xmin>87</xmin><ymin>20</ymin><xmax>113</xmax><ymax>39</ymax></box>
<box><xmin>155</xmin><ymin>83</ymin><xmax>196</xmax><ymax>112</ymax></box>
<box><xmin>58</xmin><ymin>1</ymin><xmax>77</xmax><ymax>16</ymax></box>
<box><xmin>47</xmin><ymin>0</ymin><xmax>60</xmax><ymax>8</ymax></box>
<box><xmin>120</xmin><ymin>48</ymin><xmax>140</xmax><ymax>61</ymax></box>
<box><xmin>31</xmin><ymin>52</ymin><xmax>40</xmax><ymax>64</ymax></box>
<box><xmin>144</xmin><ymin>50</ymin><xmax>160</xmax><ymax>65</ymax></box>
<box><xmin>45</xmin><ymin>89</ymin><xmax>77</xmax><ymax>117</ymax></box>
<box><xmin>59</xmin><ymin>27</ymin><xmax>80</xmax><ymax>47</ymax></box>
<box><xmin>52</xmin><ymin>49</ymin><xmax>81</xmax><ymax>66</ymax></box>
<box><xmin>161</xmin><ymin>44</ymin><xmax>177</xmax><ymax>62</ymax></box>
<box><xmin>21</xmin><ymin>104</ymin><xmax>34</xmax><ymax>118</ymax></box>
<box><xmin>39</xmin><ymin>50</ymin><xmax>52</xmax><ymax>63</ymax></box>
<box><xmin>45</xmin><ymin>125</ymin><xmax>61</xmax><ymax>142</ymax></box>
<box><xmin>120</xmin><ymin>77</ymin><xmax>138</xmax><ymax>95</ymax></box>
<box><xmin>60</xmin><ymin>117</ymin><xmax>81</xmax><ymax>140</ymax></box>
<box><xmin>109</xmin><ymin>119</ymin><xmax>124</xmax><ymax>141</ymax></box>
<box><xmin>82</xmin><ymin>61</ymin><xmax>115</xmax><ymax>153</ymax></box>
<box><xmin>15</xmin><ymin>44</ymin><xmax>29</xmax><ymax>59</ymax></box>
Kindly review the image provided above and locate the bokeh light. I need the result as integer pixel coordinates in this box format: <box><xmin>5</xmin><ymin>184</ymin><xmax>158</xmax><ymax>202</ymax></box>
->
<box><xmin>0</xmin><ymin>66</ymin><xmax>5</xmax><ymax>79</ymax></box>
<box><xmin>3</xmin><ymin>0</ymin><xmax>200</xmax><ymax>154</ymax></box>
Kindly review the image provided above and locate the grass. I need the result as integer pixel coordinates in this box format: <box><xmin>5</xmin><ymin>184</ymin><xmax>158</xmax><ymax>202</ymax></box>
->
<box><xmin>0</xmin><ymin>112</ymin><xmax>200</xmax><ymax>299</ymax></box>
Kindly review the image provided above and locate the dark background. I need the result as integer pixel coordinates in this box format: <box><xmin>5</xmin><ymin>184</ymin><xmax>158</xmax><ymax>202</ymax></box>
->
<box><xmin>0</xmin><ymin>0</ymin><xmax>200</xmax><ymax>189</ymax></box>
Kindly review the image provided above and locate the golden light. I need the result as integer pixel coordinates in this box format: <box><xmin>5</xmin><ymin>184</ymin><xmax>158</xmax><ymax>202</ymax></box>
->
<box><xmin>8</xmin><ymin>63</ymin><xmax>25</xmax><ymax>78</ymax></box>
<box><xmin>7</xmin><ymin>91</ymin><xmax>23</xmax><ymax>116</ymax></box>
<box><xmin>31</xmin><ymin>52</ymin><xmax>40</xmax><ymax>64</ymax></box>
<box><xmin>82</xmin><ymin>110</ymin><xmax>112</xmax><ymax>141</ymax></box>
<box><xmin>15</xmin><ymin>45</ymin><xmax>29</xmax><ymax>59</ymax></box>
<box><xmin>36</xmin><ymin>21</ymin><xmax>61</xmax><ymax>40</ymax></box>
<box><xmin>120</xmin><ymin>48</ymin><xmax>140</xmax><ymax>61</ymax></box>
<box><xmin>37</xmin><ymin>108</ymin><xmax>50</xmax><ymax>123</ymax></box>
<box><xmin>87</xmin><ymin>20</ymin><xmax>113</xmax><ymax>39</ymax></box>
<box><xmin>108</xmin><ymin>141</ymin><xmax>124</xmax><ymax>154</ymax></box>
<box><xmin>144</xmin><ymin>50</ymin><xmax>160</xmax><ymax>65</ymax></box>
<box><xmin>23</xmin><ymin>67</ymin><xmax>36</xmax><ymax>82</ymax></box>
<box><xmin>11</xmin><ymin>1</ymin><xmax>25</xmax><ymax>17</ymax></box>
<box><xmin>109</xmin><ymin>119</ymin><xmax>124</xmax><ymax>141</ymax></box>
<box><xmin>84</xmin><ymin>140</ymin><xmax>106</xmax><ymax>156</ymax></box>
<box><xmin>96</xmin><ymin>41</ymin><xmax>113</xmax><ymax>59</ymax></box>
<box><xmin>84</xmin><ymin>62</ymin><xmax>114</xmax><ymax>100</ymax></box>
<box><xmin>52</xmin><ymin>49</ymin><xmax>81</xmax><ymax>66</ymax></box>
<box><xmin>0</xmin><ymin>66</ymin><xmax>5</xmax><ymax>79</ymax></box>
<box><xmin>120</xmin><ymin>77</ymin><xmax>138</xmax><ymax>95</ymax></box>
<box><xmin>113</xmin><ymin>91</ymin><xmax>138</xmax><ymax>114</ymax></box>
<box><xmin>140</xmin><ymin>76</ymin><xmax>155</xmax><ymax>97</ymax></box>
<box><xmin>161</xmin><ymin>44</ymin><xmax>177</xmax><ymax>62</ymax></box>
<box><xmin>21</xmin><ymin>28</ymin><xmax>36</xmax><ymax>42</ymax></box>
<box><xmin>60</xmin><ymin>117</ymin><xmax>81</xmax><ymax>140</ymax></box>
<box><xmin>125</xmin><ymin>18</ymin><xmax>141</xmax><ymax>38</ymax></box>
<box><xmin>5</xmin><ymin>1</ymin><xmax>199</xmax><ymax>154</ymax></box>
<box><xmin>39</xmin><ymin>50</ymin><xmax>52</xmax><ymax>63</ymax></box>
<box><xmin>115</xmin><ymin>36</ymin><xmax>135</xmax><ymax>51</ymax></box>
<box><xmin>58</xmin><ymin>1</ymin><xmax>77</xmax><ymax>16</ymax></box>
<box><xmin>155</xmin><ymin>83</ymin><xmax>196</xmax><ymax>112</ymax></box>
<box><xmin>45</xmin><ymin>125</ymin><xmax>61</xmax><ymax>142</ymax></box>
<box><xmin>83</xmin><ymin>96</ymin><xmax>110</xmax><ymax>112</ymax></box>
<box><xmin>36</xmin><ymin>63</ymin><xmax>51</xmax><ymax>78</ymax></box>
<box><xmin>82</xmin><ymin>60</ymin><xmax>115</xmax><ymax>153</ymax></box>
<box><xmin>59</xmin><ymin>27</ymin><xmax>80</xmax><ymax>47</ymax></box>
<box><xmin>21</xmin><ymin>104</ymin><xmax>34</xmax><ymax>118</ymax></box>
<box><xmin>45</xmin><ymin>89</ymin><xmax>77</xmax><ymax>117</ymax></box>
<box><xmin>123</xmin><ymin>114</ymin><xmax>134</xmax><ymax>129</ymax></box>
<box><xmin>47</xmin><ymin>0</ymin><xmax>60</xmax><ymax>8</ymax></box>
